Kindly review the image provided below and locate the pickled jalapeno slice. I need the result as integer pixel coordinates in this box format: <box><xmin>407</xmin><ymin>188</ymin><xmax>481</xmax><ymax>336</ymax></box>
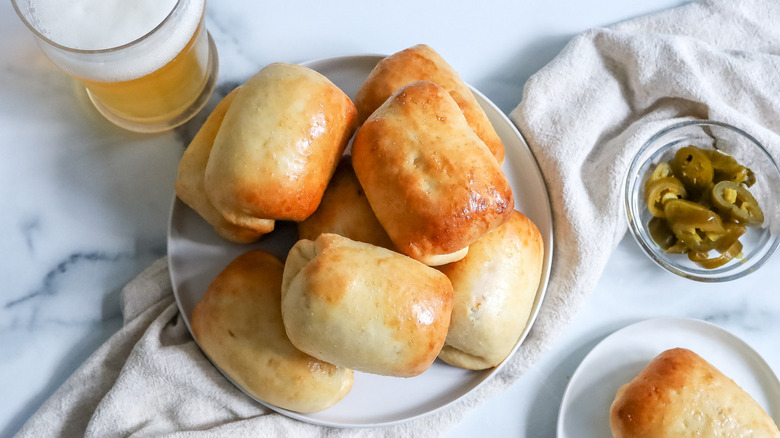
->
<box><xmin>645</xmin><ymin>177</ymin><xmax>687</xmax><ymax>218</ymax></box>
<box><xmin>665</xmin><ymin>240</ymin><xmax>690</xmax><ymax>254</ymax></box>
<box><xmin>710</xmin><ymin>180</ymin><xmax>764</xmax><ymax>225</ymax></box>
<box><xmin>663</xmin><ymin>199</ymin><xmax>724</xmax><ymax>232</ymax></box>
<box><xmin>691</xmin><ymin>182</ymin><xmax>715</xmax><ymax>209</ymax></box>
<box><xmin>707</xmin><ymin>149</ymin><xmax>756</xmax><ymax>187</ymax></box>
<box><xmin>672</xmin><ymin>146</ymin><xmax>714</xmax><ymax>192</ymax></box>
<box><xmin>648</xmin><ymin>216</ymin><xmax>676</xmax><ymax>250</ymax></box>
<box><xmin>664</xmin><ymin>199</ymin><xmax>725</xmax><ymax>252</ymax></box>
<box><xmin>714</xmin><ymin>222</ymin><xmax>747</xmax><ymax>253</ymax></box>
<box><xmin>688</xmin><ymin>240</ymin><xmax>743</xmax><ymax>269</ymax></box>
<box><xmin>648</xmin><ymin>162</ymin><xmax>674</xmax><ymax>183</ymax></box>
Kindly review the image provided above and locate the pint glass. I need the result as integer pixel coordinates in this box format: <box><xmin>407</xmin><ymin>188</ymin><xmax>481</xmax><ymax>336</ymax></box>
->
<box><xmin>12</xmin><ymin>0</ymin><xmax>218</xmax><ymax>133</ymax></box>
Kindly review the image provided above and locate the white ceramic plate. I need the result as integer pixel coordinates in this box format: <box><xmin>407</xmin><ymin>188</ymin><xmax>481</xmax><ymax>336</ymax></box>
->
<box><xmin>167</xmin><ymin>55</ymin><xmax>553</xmax><ymax>427</ymax></box>
<box><xmin>557</xmin><ymin>318</ymin><xmax>780</xmax><ymax>437</ymax></box>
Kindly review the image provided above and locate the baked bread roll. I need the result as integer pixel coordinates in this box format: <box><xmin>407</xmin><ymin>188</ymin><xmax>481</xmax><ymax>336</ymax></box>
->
<box><xmin>174</xmin><ymin>89</ymin><xmax>274</xmax><ymax>243</ymax></box>
<box><xmin>297</xmin><ymin>157</ymin><xmax>394</xmax><ymax>249</ymax></box>
<box><xmin>205</xmin><ymin>62</ymin><xmax>357</xmax><ymax>226</ymax></box>
<box><xmin>191</xmin><ymin>250</ymin><xmax>354</xmax><ymax>413</ymax></box>
<box><xmin>437</xmin><ymin>211</ymin><xmax>543</xmax><ymax>370</ymax></box>
<box><xmin>352</xmin><ymin>80</ymin><xmax>514</xmax><ymax>266</ymax></box>
<box><xmin>281</xmin><ymin>233</ymin><xmax>453</xmax><ymax>377</ymax></box>
<box><xmin>610</xmin><ymin>348</ymin><xmax>780</xmax><ymax>438</ymax></box>
<box><xmin>355</xmin><ymin>44</ymin><xmax>504</xmax><ymax>163</ymax></box>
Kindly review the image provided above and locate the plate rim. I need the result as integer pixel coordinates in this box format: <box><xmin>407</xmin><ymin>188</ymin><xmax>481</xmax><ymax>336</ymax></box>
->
<box><xmin>556</xmin><ymin>316</ymin><xmax>780</xmax><ymax>437</ymax></box>
<box><xmin>167</xmin><ymin>53</ymin><xmax>554</xmax><ymax>428</ymax></box>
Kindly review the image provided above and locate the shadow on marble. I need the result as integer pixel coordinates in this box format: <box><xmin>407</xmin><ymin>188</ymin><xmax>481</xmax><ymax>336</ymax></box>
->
<box><xmin>475</xmin><ymin>34</ymin><xmax>575</xmax><ymax>115</ymax></box>
<box><xmin>474</xmin><ymin>1</ymin><xmax>693</xmax><ymax>116</ymax></box>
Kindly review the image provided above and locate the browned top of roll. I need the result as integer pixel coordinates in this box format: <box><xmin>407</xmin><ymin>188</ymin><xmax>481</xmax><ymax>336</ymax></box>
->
<box><xmin>204</xmin><ymin>62</ymin><xmax>357</xmax><ymax>224</ymax></box>
<box><xmin>355</xmin><ymin>44</ymin><xmax>504</xmax><ymax>163</ymax></box>
<box><xmin>352</xmin><ymin>80</ymin><xmax>513</xmax><ymax>266</ymax></box>
<box><xmin>609</xmin><ymin>348</ymin><xmax>780</xmax><ymax>438</ymax></box>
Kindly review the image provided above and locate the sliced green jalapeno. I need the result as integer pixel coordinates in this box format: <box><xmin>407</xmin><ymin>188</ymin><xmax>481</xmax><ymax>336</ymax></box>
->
<box><xmin>710</xmin><ymin>180</ymin><xmax>764</xmax><ymax>226</ymax></box>
<box><xmin>648</xmin><ymin>216</ymin><xmax>676</xmax><ymax>250</ymax></box>
<box><xmin>665</xmin><ymin>240</ymin><xmax>690</xmax><ymax>254</ymax></box>
<box><xmin>672</xmin><ymin>146</ymin><xmax>714</xmax><ymax>193</ymax></box>
<box><xmin>645</xmin><ymin>177</ymin><xmax>687</xmax><ymax>218</ymax></box>
<box><xmin>714</xmin><ymin>222</ymin><xmax>747</xmax><ymax>252</ymax></box>
<box><xmin>664</xmin><ymin>199</ymin><xmax>725</xmax><ymax>252</ymax></box>
<box><xmin>648</xmin><ymin>162</ymin><xmax>674</xmax><ymax>183</ymax></box>
<box><xmin>688</xmin><ymin>240</ymin><xmax>743</xmax><ymax>269</ymax></box>
<box><xmin>707</xmin><ymin>149</ymin><xmax>756</xmax><ymax>187</ymax></box>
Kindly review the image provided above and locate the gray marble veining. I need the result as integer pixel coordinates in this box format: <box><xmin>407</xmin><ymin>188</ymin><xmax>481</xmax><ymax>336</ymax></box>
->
<box><xmin>1</xmin><ymin>0</ymin><xmax>774</xmax><ymax>437</ymax></box>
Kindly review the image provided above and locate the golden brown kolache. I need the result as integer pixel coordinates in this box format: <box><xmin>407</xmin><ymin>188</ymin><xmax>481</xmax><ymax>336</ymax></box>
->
<box><xmin>438</xmin><ymin>211</ymin><xmax>544</xmax><ymax>370</ymax></box>
<box><xmin>281</xmin><ymin>234</ymin><xmax>454</xmax><ymax>377</ymax></box>
<box><xmin>352</xmin><ymin>80</ymin><xmax>514</xmax><ymax>266</ymax></box>
<box><xmin>610</xmin><ymin>348</ymin><xmax>780</xmax><ymax>438</ymax></box>
<box><xmin>204</xmin><ymin>62</ymin><xmax>357</xmax><ymax>227</ymax></box>
<box><xmin>174</xmin><ymin>88</ymin><xmax>275</xmax><ymax>243</ymax></box>
<box><xmin>191</xmin><ymin>251</ymin><xmax>354</xmax><ymax>413</ymax></box>
<box><xmin>355</xmin><ymin>44</ymin><xmax>505</xmax><ymax>164</ymax></box>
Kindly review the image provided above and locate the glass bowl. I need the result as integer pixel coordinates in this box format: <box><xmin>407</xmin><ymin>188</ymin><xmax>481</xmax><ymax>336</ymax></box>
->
<box><xmin>625</xmin><ymin>120</ymin><xmax>780</xmax><ymax>282</ymax></box>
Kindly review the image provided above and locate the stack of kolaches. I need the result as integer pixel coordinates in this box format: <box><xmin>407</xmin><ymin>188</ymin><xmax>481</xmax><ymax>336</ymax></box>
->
<box><xmin>175</xmin><ymin>45</ymin><xmax>545</xmax><ymax>413</ymax></box>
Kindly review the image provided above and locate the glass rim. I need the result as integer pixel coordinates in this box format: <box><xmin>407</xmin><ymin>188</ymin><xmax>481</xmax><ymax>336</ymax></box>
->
<box><xmin>10</xmin><ymin>0</ymin><xmax>187</xmax><ymax>55</ymax></box>
<box><xmin>636</xmin><ymin>120</ymin><xmax>772</xmax><ymax>160</ymax></box>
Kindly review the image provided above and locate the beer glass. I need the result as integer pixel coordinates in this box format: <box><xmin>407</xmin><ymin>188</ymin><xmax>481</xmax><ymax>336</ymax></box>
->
<box><xmin>12</xmin><ymin>0</ymin><xmax>218</xmax><ymax>133</ymax></box>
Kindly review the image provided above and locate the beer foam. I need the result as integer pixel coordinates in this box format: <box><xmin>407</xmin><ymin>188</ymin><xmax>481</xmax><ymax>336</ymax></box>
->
<box><xmin>30</xmin><ymin>0</ymin><xmax>178</xmax><ymax>50</ymax></box>
<box><xmin>27</xmin><ymin>0</ymin><xmax>205</xmax><ymax>82</ymax></box>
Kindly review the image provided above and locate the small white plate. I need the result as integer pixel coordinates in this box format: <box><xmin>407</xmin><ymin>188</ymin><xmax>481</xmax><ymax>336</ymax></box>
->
<box><xmin>557</xmin><ymin>318</ymin><xmax>780</xmax><ymax>437</ymax></box>
<box><xmin>168</xmin><ymin>55</ymin><xmax>554</xmax><ymax>427</ymax></box>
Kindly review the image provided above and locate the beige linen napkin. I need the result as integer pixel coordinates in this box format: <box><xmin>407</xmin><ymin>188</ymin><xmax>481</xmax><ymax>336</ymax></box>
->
<box><xmin>16</xmin><ymin>0</ymin><xmax>780</xmax><ymax>436</ymax></box>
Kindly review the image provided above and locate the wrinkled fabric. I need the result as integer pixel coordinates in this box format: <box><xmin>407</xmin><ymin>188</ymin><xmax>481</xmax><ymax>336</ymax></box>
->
<box><xmin>17</xmin><ymin>0</ymin><xmax>780</xmax><ymax>436</ymax></box>
<box><xmin>510</xmin><ymin>0</ymin><xmax>780</xmax><ymax>378</ymax></box>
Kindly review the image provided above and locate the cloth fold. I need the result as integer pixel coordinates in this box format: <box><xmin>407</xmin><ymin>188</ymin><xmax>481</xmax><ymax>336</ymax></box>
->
<box><xmin>17</xmin><ymin>0</ymin><xmax>780</xmax><ymax>436</ymax></box>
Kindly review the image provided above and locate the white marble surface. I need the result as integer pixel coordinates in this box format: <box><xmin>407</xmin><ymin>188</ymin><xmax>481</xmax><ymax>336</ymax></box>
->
<box><xmin>2</xmin><ymin>0</ymin><xmax>778</xmax><ymax>437</ymax></box>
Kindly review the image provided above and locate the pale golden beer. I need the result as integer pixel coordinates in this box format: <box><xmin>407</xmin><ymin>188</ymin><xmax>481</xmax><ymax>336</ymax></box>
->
<box><xmin>79</xmin><ymin>18</ymin><xmax>213</xmax><ymax>126</ymax></box>
<box><xmin>12</xmin><ymin>0</ymin><xmax>218</xmax><ymax>133</ymax></box>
